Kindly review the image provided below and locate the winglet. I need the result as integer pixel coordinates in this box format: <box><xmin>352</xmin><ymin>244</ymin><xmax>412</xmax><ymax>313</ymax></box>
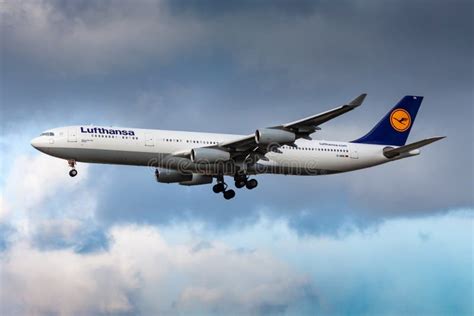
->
<box><xmin>348</xmin><ymin>93</ymin><xmax>367</xmax><ymax>107</ymax></box>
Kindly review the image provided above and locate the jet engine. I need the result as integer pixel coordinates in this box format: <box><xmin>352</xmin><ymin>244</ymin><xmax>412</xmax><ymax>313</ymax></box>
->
<box><xmin>179</xmin><ymin>174</ymin><xmax>213</xmax><ymax>186</ymax></box>
<box><xmin>155</xmin><ymin>169</ymin><xmax>213</xmax><ymax>185</ymax></box>
<box><xmin>255</xmin><ymin>128</ymin><xmax>295</xmax><ymax>145</ymax></box>
<box><xmin>191</xmin><ymin>148</ymin><xmax>231</xmax><ymax>163</ymax></box>
<box><xmin>155</xmin><ymin>169</ymin><xmax>192</xmax><ymax>183</ymax></box>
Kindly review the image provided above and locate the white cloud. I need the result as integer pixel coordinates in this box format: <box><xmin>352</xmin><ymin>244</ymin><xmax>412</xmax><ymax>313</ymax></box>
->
<box><xmin>2</xmin><ymin>153</ymin><xmax>90</xmax><ymax>221</ymax></box>
<box><xmin>0</xmin><ymin>239</ymin><xmax>136</xmax><ymax>315</ymax></box>
<box><xmin>0</xmin><ymin>195</ymin><xmax>7</xmax><ymax>223</ymax></box>
<box><xmin>1</xmin><ymin>150</ymin><xmax>98</xmax><ymax>249</ymax></box>
<box><xmin>1</xmin><ymin>212</ymin><xmax>472</xmax><ymax>315</ymax></box>
<box><xmin>0</xmin><ymin>225</ymin><xmax>315</xmax><ymax>315</ymax></box>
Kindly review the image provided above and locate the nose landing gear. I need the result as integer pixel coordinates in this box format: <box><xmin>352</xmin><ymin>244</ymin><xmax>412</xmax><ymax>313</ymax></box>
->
<box><xmin>68</xmin><ymin>159</ymin><xmax>77</xmax><ymax>177</ymax></box>
<box><xmin>69</xmin><ymin>169</ymin><xmax>78</xmax><ymax>177</ymax></box>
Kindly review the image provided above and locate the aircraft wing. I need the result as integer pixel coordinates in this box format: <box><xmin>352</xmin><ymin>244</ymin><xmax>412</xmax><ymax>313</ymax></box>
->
<box><xmin>279</xmin><ymin>93</ymin><xmax>367</xmax><ymax>135</ymax></box>
<box><xmin>216</xmin><ymin>93</ymin><xmax>367</xmax><ymax>160</ymax></box>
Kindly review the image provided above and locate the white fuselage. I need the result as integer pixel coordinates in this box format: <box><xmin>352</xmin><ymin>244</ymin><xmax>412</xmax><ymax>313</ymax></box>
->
<box><xmin>31</xmin><ymin>125</ymin><xmax>409</xmax><ymax>176</ymax></box>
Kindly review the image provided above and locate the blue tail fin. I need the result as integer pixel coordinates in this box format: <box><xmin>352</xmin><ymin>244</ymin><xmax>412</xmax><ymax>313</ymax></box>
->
<box><xmin>352</xmin><ymin>95</ymin><xmax>423</xmax><ymax>146</ymax></box>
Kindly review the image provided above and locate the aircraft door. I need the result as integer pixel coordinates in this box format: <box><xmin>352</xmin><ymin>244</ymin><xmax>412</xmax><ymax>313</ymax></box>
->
<box><xmin>350</xmin><ymin>145</ymin><xmax>359</xmax><ymax>159</ymax></box>
<box><xmin>145</xmin><ymin>133</ymin><xmax>154</xmax><ymax>147</ymax></box>
<box><xmin>68</xmin><ymin>127</ymin><xmax>77</xmax><ymax>142</ymax></box>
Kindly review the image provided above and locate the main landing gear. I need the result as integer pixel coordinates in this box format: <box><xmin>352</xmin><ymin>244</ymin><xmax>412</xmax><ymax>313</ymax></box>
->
<box><xmin>234</xmin><ymin>174</ymin><xmax>258</xmax><ymax>190</ymax></box>
<box><xmin>212</xmin><ymin>175</ymin><xmax>235</xmax><ymax>200</ymax></box>
<box><xmin>212</xmin><ymin>174</ymin><xmax>258</xmax><ymax>200</ymax></box>
<box><xmin>68</xmin><ymin>159</ymin><xmax>78</xmax><ymax>177</ymax></box>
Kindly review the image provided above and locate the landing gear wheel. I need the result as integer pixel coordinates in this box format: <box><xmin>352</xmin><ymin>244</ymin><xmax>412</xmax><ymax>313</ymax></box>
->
<box><xmin>213</xmin><ymin>183</ymin><xmax>225</xmax><ymax>193</ymax></box>
<box><xmin>235</xmin><ymin>180</ymin><xmax>246</xmax><ymax>188</ymax></box>
<box><xmin>246</xmin><ymin>179</ymin><xmax>258</xmax><ymax>190</ymax></box>
<box><xmin>69</xmin><ymin>169</ymin><xmax>78</xmax><ymax>177</ymax></box>
<box><xmin>234</xmin><ymin>173</ymin><xmax>248</xmax><ymax>189</ymax></box>
<box><xmin>223</xmin><ymin>189</ymin><xmax>236</xmax><ymax>200</ymax></box>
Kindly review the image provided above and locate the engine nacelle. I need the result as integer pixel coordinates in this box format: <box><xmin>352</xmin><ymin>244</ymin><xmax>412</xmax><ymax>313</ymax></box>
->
<box><xmin>255</xmin><ymin>128</ymin><xmax>295</xmax><ymax>145</ymax></box>
<box><xmin>179</xmin><ymin>174</ymin><xmax>213</xmax><ymax>186</ymax></box>
<box><xmin>155</xmin><ymin>169</ymin><xmax>192</xmax><ymax>183</ymax></box>
<box><xmin>191</xmin><ymin>148</ymin><xmax>231</xmax><ymax>163</ymax></box>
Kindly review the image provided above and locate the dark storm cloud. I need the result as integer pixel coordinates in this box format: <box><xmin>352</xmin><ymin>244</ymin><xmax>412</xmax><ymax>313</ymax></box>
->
<box><xmin>166</xmin><ymin>0</ymin><xmax>321</xmax><ymax>16</ymax></box>
<box><xmin>3</xmin><ymin>0</ymin><xmax>472</xmax><ymax>122</ymax></box>
<box><xmin>1</xmin><ymin>0</ymin><xmax>472</xmax><ymax>235</ymax></box>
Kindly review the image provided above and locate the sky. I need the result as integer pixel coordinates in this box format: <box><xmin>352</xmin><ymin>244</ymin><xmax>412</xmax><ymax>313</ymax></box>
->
<box><xmin>0</xmin><ymin>0</ymin><xmax>473</xmax><ymax>315</ymax></box>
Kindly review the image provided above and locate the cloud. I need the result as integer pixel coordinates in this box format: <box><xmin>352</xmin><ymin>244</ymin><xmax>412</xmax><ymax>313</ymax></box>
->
<box><xmin>0</xmin><ymin>149</ymin><xmax>105</xmax><ymax>252</ymax></box>
<box><xmin>1</xmin><ymin>2</ymin><xmax>472</xmax><ymax>314</ymax></box>
<box><xmin>213</xmin><ymin>211</ymin><xmax>474</xmax><ymax>315</ymax></box>
<box><xmin>3</xmin><ymin>154</ymin><xmax>88</xmax><ymax>213</ymax></box>
<box><xmin>0</xmin><ymin>212</ymin><xmax>472</xmax><ymax>315</ymax></box>
<box><xmin>0</xmin><ymin>196</ymin><xmax>7</xmax><ymax>223</ymax></box>
<box><xmin>1</xmin><ymin>0</ymin><xmax>472</xmax><ymax>234</ymax></box>
<box><xmin>3</xmin><ymin>0</ymin><xmax>472</xmax><ymax>100</ymax></box>
<box><xmin>1</xmin><ymin>0</ymin><xmax>207</xmax><ymax>74</ymax></box>
<box><xmin>3</xmin><ymin>0</ymin><xmax>472</xmax><ymax>78</ymax></box>
<box><xmin>0</xmin><ymin>239</ymin><xmax>136</xmax><ymax>315</ymax></box>
<box><xmin>30</xmin><ymin>218</ymin><xmax>108</xmax><ymax>253</ymax></box>
<box><xmin>0</xmin><ymin>225</ymin><xmax>316</xmax><ymax>315</ymax></box>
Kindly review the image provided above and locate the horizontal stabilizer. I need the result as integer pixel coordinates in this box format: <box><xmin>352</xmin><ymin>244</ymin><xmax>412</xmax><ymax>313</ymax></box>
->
<box><xmin>383</xmin><ymin>136</ymin><xmax>445</xmax><ymax>158</ymax></box>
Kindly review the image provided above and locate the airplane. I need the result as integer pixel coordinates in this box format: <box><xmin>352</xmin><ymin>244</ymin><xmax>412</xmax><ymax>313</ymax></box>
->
<box><xmin>31</xmin><ymin>94</ymin><xmax>445</xmax><ymax>199</ymax></box>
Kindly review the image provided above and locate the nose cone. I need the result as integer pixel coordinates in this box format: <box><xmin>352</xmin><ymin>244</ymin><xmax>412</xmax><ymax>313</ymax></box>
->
<box><xmin>31</xmin><ymin>137</ymin><xmax>41</xmax><ymax>148</ymax></box>
<box><xmin>31</xmin><ymin>137</ymin><xmax>49</xmax><ymax>154</ymax></box>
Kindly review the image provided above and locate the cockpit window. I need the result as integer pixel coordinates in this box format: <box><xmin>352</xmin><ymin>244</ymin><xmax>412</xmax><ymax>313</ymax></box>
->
<box><xmin>40</xmin><ymin>132</ymin><xmax>54</xmax><ymax>136</ymax></box>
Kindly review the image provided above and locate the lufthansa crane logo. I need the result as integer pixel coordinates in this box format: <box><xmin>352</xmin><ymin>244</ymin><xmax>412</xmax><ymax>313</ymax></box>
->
<box><xmin>390</xmin><ymin>109</ymin><xmax>411</xmax><ymax>132</ymax></box>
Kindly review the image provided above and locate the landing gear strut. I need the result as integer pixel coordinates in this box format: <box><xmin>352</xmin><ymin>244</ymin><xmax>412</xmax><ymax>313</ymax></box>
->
<box><xmin>213</xmin><ymin>174</ymin><xmax>235</xmax><ymax>200</ymax></box>
<box><xmin>68</xmin><ymin>159</ymin><xmax>77</xmax><ymax>177</ymax></box>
